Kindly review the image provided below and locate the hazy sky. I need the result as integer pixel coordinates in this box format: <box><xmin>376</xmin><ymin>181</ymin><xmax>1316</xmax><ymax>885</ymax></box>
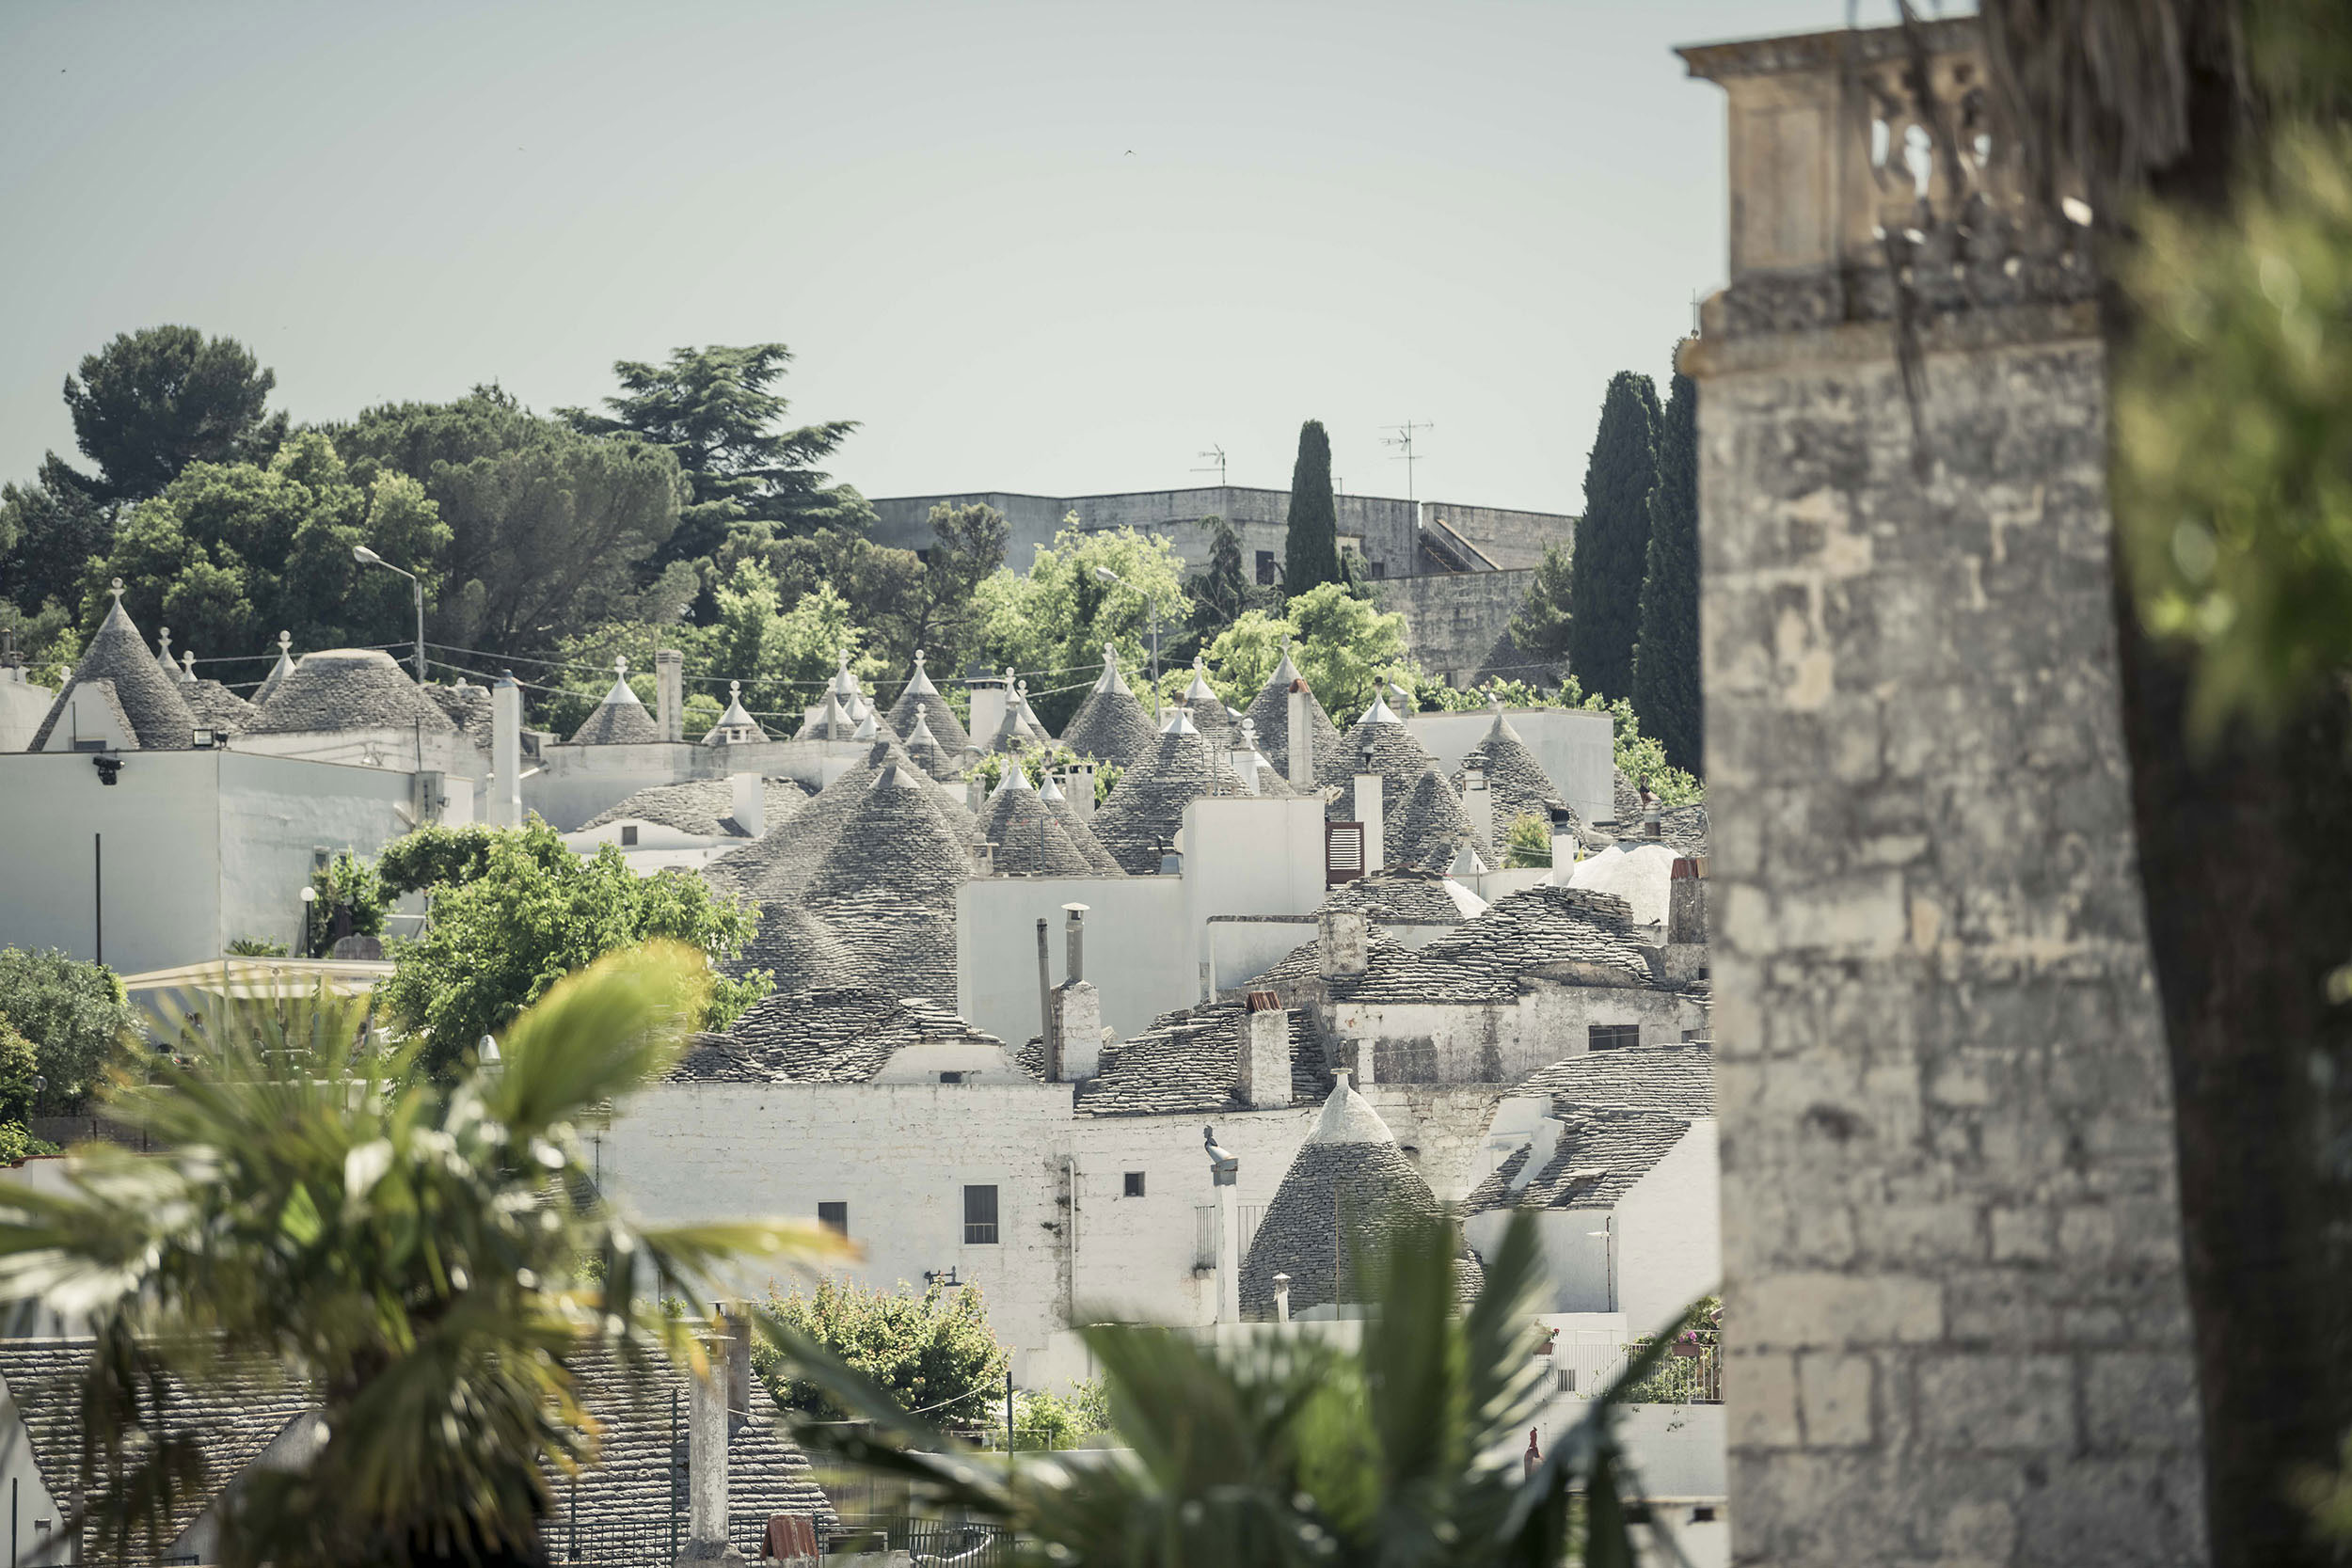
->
<box><xmin>2</xmin><ymin>1</ymin><xmax>1884</xmax><ymax>517</ymax></box>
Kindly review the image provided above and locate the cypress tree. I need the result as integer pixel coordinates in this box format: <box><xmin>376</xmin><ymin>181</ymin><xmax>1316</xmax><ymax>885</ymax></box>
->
<box><xmin>1564</xmin><ymin>372</ymin><xmax>1661</xmax><ymax>701</ymax></box>
<box><xmin>1633</xmin><ymin>366</ymin><xmax>1701</xmax><ymax>774</ymax></box>
<box><xmin>1281</xmin><ymin>420</ymin><xmax>1343</xmax><ymax>598</ymax></box>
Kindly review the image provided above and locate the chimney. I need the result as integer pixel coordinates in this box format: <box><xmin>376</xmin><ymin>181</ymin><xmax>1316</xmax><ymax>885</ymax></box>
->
<box><xmin>1071</xmin><ymin>763</ymin><xmax>1098</xmax><ymax>822</ymax></box>
<box><xmin>1052</xmin><ymin>903</ymin><xmax>1103</xmax><ymax>1080</ymax></box>
<box><xmin>1549</xmin><ymin>816</ymin><xmax>1580</xmax><ymax>876</ymax></box>
<box><xmin>721</xmin><ymin>1303</ymin><xmax>752</xmax><ymax>1436</ymax></box>
<box><xmin>655</xmin><ymin>648</ymin><xmax>685</xmax><ymax>742</ymax></box>
<box><xmin>1316</xmin><ymin>908</ymin><xmax>1369</xmax><ymax>979</ymax></box>
<box><xmin>968</xmin><ymin>673</ymin><xmax>1009</xmax><ymax>752</ymax></box>
<box><xmin>1668</xmin><ymin>858</ymin><xmax>1708</xmax><ymax>944</ymax></box>
<box><xmin>1347</xmin><ymin>1035</ymin><xmax>1377</xmax><ymax>1086</ymax></box>
<box><xmin>682</xmin><ymin>1320</ymin><xmax>744</xmax><ymax>1567</ymax></box>
<box><xmin>1286</xmin><ymin>682</ymin><xmax>1315</xmax><ymax>788</ymax></box>
<box><xmin>1353</xmin><ymin>773</ymin><xmax>1386</xmax><ymax>875</ymax></box>
<box><xmin>491</xmin><ymin>673</ymin><xmax>524</xmax><ymax>828</ymax></box>
<box><xmin>967</xmin><ymin>775</ymin><xmax>987</xmax><ymax>816</ymax></box>
<box><xmin>1507</xmin><ymin>1117</ymin><xmax>1565</xmax><ymax>1194</ymax></box>
<box><xmin>730</xmin><ymin>772</ymin><xmax>764</xmax><ymax>839</ymax></box>
<box><xmin>1273</xmin><ymin>1273</ymin><xmax>1292</xmax><ymax>1323</ymax></box>
<box><xmin>1464</xmin><ymin>766</ymin><xmax>1493</xmax><ymax>851</ymax></box>
<box><xmin>1238</xmin><ymin>1000</ymin><xmax>1290</xmax><ymax>1110</ymax></box>
<box><xmin>1038</xmin><ymin>917</ymin><xmax>1057</xmax><ymax>1080</ymax></box>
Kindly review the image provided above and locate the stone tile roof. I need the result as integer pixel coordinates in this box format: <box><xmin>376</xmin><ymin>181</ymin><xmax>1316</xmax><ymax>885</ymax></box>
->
<box><xmin>568</xmin><ymin>672</ymin><xmax>662</xmax><ymax>745</ymax></box>
<box><xmin>1237</xmin><ymin>1079</ymin><xmax>1476</xmax><ymax>1318</ymax></box>
<box><xmin>1291</xmin><ymin>885</ymin><xmax>1659</xmax><ymax>1007</ymax></box>
<box><xmin>1387</xmin><ymin>768</ymin><xmax>1473</xmax><ymax>874</ymax></box>
<box><xmin>1515</xmin><ymin>1045</ymin><xmax>1716</xmax><ymax>1118</ymax></box>
<box><xmin>559</xmin><ymin>1341</ymin><xmax>834</xmax><ymax>1544</ymax></box>
<box><xmin>30</xmin><ymin>598</ymin><xmax>199</xmax><ymax>751</ymax></box>
<box><xmin>1041</xmin><ymin>1000</ymin><xmax>1330</xmax><ymax>1117</ymax></box>
<box><xmin>1057</xmin><ymin>648</ymin><xmax>1156</xmax><ymax>766</ymax></box>
<box><xmin>247</xmin><ymin>649</ymin><xmax>457</xmax><ymax>736</ymax></box>
<box><xmin>1657</xmin><ymin>804</ymin><xmax>1709</xmax><ymax>858</ymax></box>
<box><xmin>0</xmin><ymin>1339</ymin><xmax>312</xmax><ymax>1561</ymax></box>
<box><xmin>428</xmin><ymin>682</ymin><xmax>496</xmax><ymax>751</ymax></box>
<box><xmin>582</xmin><ymin>779</ymin><xmax>812</xmax><ymax>839</ymax></box>
<box><xmin>1461</xmin><ymin>1109</ymin><xmax>1693</xmax><ymax>1213</ymax></box>
<box><xmin>1450</xmin><ymin>707</ymin><xmax>1566</xmax><ymax>830</ymax></box>
<box><xmin>1322</xmin><ymin>708</ymin><xmax>1465</xmax><ymax>869</ymax></box>
<box><xmin>884</xmin><ymin>653</ymin><xmax>971</xmax><ymax>757</ymax></box>
<box><xmin>251</xmin><ymin>637</ymin><xmax>297</xmax><ymax>705</ymax></box>
<box><xmin>723</xmin><ymin>897</ymin><xmax>869</xmax><ymax>991</ymax></box>
<box><xmin>1322</xmin><ymin>870</ymin><xmax>1482</xmax><ymax>927</ymax></box>
<box><xmin>1039</xmin><ymin>777</ymin><xmax>1123</xmax><ymax>876</ymax></box>
<box><xmin>1241</xmin><ymin>652</ymin><xmax>1344</xmax><ymax>784</ymax></box>
<box><xmin>801</xmin><ymin>765</ymin><xmax>973</xmax><ymax>1005</ymax></box>
<box><xmin>706</xmin><ymin>742</ymin><xmax>914</xmax><ymax>899</ymax></box>
<box><xmin>182</xmin><ymin>678</ymin><xmax>260</xmax><ymax>736</ymax></box>
<box><xmin>675</xmin><ymin>987</ymin><xmax>1002</xmax><ymax>1083</ymax></box>
<box><xmin>981</xmin><ymin>773</ymin><xmax>1096</xmax><ymax>877</ymax></box>
<box><xmin>900</xmin><ymin>712</ymin><xmax>960</xmax><ymax>780</ymax></box>
<box><xmin>1088</xmin><ymin>716</ymin><xmax>1259</xmax><ymax>875</ymax></box>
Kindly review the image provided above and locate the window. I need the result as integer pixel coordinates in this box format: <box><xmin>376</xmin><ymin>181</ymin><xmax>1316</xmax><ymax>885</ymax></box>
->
<box><xmin>1588</xmin><ymin>1023</ymin><xmax>1640</xmax><ymax>1052</ymax></box>
<box><xmin>1255</xmin><ymin>549</ymin><xmax>1277</xmax><ymax>585</ymax></box>
<box><xmin>818</xmin><ymin>1201</ymin><xmax>848</xmax><ymax>1236</ymax></box>
<box><xmin>1123</xmin><ymin>1171</ymin><xmax>1146</xmax><ymax>1198</ymax></box>
<box><xmin>962</xmin><ymin>1184</ymin><xmax>999</xmax><ymax>1244</ymax></box>
<box><xmin>619</xmin><ymin>824</ymin><xmax>638</xmax><ymax>846</ymax></box>
<box><xmin>939</xmin><ymin>1070</ymin><xmax>965</xmax><ymax>1085</ymax></box>
<box><xmin>1370</xmin><ymin>560</ymin><xmax>1386</xmax><ymax>578</ymax></box>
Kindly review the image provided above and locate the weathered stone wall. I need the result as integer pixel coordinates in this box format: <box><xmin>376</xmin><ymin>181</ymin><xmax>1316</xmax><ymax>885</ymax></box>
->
<box><xmin>1373</xmin><ymin>567</ymin><xmax>1545</xmax><ymax>687</ymax></box>
<box><xmin>1692</xmin><ymin>314</ymin><xmax>2208</xmax><ymax>1564</ymax></box>
<box><xmin>1421</xmin><ymin>500</ymin><xmax>1575</xmax><ymax>570</ymax></box>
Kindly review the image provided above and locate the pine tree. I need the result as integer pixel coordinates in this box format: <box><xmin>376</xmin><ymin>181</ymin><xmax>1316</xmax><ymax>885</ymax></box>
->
<box><xmin>1508</xmin><ymin>543</ymin><xmax>1575</xmax><ymax>660</ymax></box>
<box><xmin>1565</xmin><ymin>372</ymin><xmax>1661</xmax><ymax>701</ymax></box>
<box><xmin>1633</xmin><ymin>365</ymin><xmax>1701</xmax><ymax>774</ymax></box>
<box><xmin>1281</xmin><ymin>420</ymin><xmax>1343</xmax><ymax>598</ymax></box>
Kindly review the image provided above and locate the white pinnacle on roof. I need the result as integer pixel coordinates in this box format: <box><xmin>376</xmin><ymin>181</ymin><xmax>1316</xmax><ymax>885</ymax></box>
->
<box><xmin>1039</xmin><ymin>773</ymin><xmax>1067</xmax><ymax>803</ymax></box>
<box><xmin>154</xmin><ymin>626</ymin><xmax>179</xmax><ymax>683</ymax></box>
<box><xmin>833</xmin><ymin>648</ymin><xmax>860</xmax><ymax>697</ymax></box>
<box><xmin>268</xmin><ymin>631</ymin><xmax>294</xmax><ymax>681</ymax></box>
<box><xmin>717</xmin><ymin>681</ymin><xmax>757</xmax><ymax>728</ymax></box>
<box><xmin>177</xmin><ymin>648</ymin><xmax>199</xmax><ymax>685</ymax></box>
<box><xmin>1094</xmin><ymin>643</ymin><xmax>1132</xmax><ymax>697</ymax></box>
<box><xmin>904</xmin><ymin>649</ymin><xmax>939</xmax><ymax>697</ymax></box>
<box><xmin>1359</xmin><ymin>690</ymin><xmax>1401</xmax><ymax>725</ymax></box>
<box><xmin>906</xmin><ymin>710</ymin><xmax>940</xmax><ymax>748</ymax></box>
<box><xmin>1158</xmin><ymin>706</ymin><xmax>1200</xmax><ymax>736</ymax></box>
<box><xmin>1306</xmin><ymin>1069</ymin><xmax>1395</xmax><ymax>1146</ymax></box>
<box><xmin>812</xmin><ymin>687</ymin><xmax>850</xmax><ymax>733</ymax></box>
<box><xmin>990</xmin><ymin>759</ymin><xmax>1035</xmax><ymax>800</ymax></box>
<box><xmin>1183</xmin><ymin>656</ymin><xmax>1216</xmax><ymax>703</ymax></box>
<box><xmin>1271</xmin><ymin>635</ymin><xmax>1299</xmax><ymax>688</ymax></box>
<box><xmin>852</xmin><ymin>706</ymin><xmax>877</xmax><ymax>742</ymax></box>
<box><xmin>600</xmin><ymin>655</ymin><xmax>644</xmax><ymax>706</ymax></box>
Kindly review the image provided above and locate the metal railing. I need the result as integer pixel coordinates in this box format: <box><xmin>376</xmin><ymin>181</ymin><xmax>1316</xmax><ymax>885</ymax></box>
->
<box><xmin>827</xmin><ymin>1515</ymin><xmax>1013</xmax><ymax>1568</ymax></box>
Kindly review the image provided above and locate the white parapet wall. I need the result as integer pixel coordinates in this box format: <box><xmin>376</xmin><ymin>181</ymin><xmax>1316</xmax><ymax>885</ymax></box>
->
<box><xmin>1405</xmin><ymin>707</ymin><xmax>1614</xmax><ymax>825</ymax></box>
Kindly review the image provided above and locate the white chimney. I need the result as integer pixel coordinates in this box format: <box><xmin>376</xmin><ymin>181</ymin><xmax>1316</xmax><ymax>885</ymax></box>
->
<box><xmin>1053</xmin><ymin>903</ymin><xmax>1103</xmax><ymax>1079</ymax></box>
<box><xmin>1353</xmin><ymin>773</ymin><xmax>1386</xmax><ymax>875</ymax></box>
<box><xmin>968</xmin><ymin>674</ymin><xmax>1009</xmax><ymax>751</ymax></box>
<box><xmin>1273</xmin><ymin>1273</ymin><xmax>1292</xmax><ymax>1323</ymax></box>
<box><xmin>655</xmin><ymin>648</ymin><xmax>684</xmax><ymax>742</ymax></box>
<box><xmin>1316</xmin><ymin>908</ymin><xmax>1369</xmax><ymax>979</ymax></box>
<box><xmin>730</xmin><ymin>772</ymin><xmax>764</xmax><ymax>839</ymax></box>
<box><xmin>1464</xmin><ymin>766</ymin><xmax>1493</xmax><ymax>851</ymax></box>
<box><xmin>1348</xmin><ymin>1035</ymin><xmax>1377</xmax><ymax>1086</ymax></box>
<box><xmin>1239</xmin><ymin>1006</ymin><xmax>1291</xmax><ymax>1109</ymax></box>
<box><xmin>1286</xmin><ymin>683</ymin><xmax>1314</xmax><ymax>788</ymax></box>
<box><xmin>1507</xmin><ymin>1117</ymin><xmax>1565</xmax><ymax>1194</ymax></box>
<box><xmin>491</xmin><ymin>674</ymin><xmax>523</xmax><ymax>828</ymax></box>
<box><xmin>1073</xmin><ymin>763</ymin><xmax>1097</xmax><ymax>821</ymax></box>
<box><xmin>682</xmin><ymin>1321</ymin><xmax>742</xmax><ymax>1567</ymax></box>
<box><xmin>1549</xmin><ymin>824</ymin><xmax>1579</xmax><ymax>877</ymax></box>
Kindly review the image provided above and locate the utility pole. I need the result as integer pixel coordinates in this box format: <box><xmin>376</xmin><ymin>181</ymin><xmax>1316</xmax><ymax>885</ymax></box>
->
<box><xmin>1381</xmin><ymin>421</ymin><xmax>1433</xmax><ymax>502</ymax></box>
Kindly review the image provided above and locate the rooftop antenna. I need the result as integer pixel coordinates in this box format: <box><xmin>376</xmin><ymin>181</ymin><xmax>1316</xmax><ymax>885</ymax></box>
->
<box><xmin>1193</xmin><ymin>444</ymin><xmax>1228</xmax><ymax>486</ymax></box>
<box><xmin>1381</xmin><ymin>420</ymin><xmax>1433</xmax><ymax>502</ymax></box>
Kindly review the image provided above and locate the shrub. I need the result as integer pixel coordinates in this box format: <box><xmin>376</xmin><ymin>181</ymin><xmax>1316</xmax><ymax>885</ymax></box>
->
<box><xmin>0</xmin><ymin>949</ymin><xmax>135</xmax><ymax>1112</ymax></box>
<box><xmin>754</xmin><ymin>1277</ymin><xmax>1008</xmax><ymax>1430</ymax></box>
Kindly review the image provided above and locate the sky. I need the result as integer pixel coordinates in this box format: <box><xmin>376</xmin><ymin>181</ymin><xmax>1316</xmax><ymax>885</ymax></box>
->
<box><xmin>1</xmin><ymin>1</ymin><xmax>1892</xmax><ymax>517</ymax></box>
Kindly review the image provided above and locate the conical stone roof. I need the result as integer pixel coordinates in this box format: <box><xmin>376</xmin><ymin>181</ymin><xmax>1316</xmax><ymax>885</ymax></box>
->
<box><xmin>702</xmin><ymin>681</ymin><xmax>771</xmax><ymax>744</ymax></box>
<box><xmin>884</xmin><ymin>651</ymin><xmax>971</xmax><ymax>755</ymax></box>
<box><xmin>981</xmin><ymin>768</ymin><xmax>1095</xmax><ymax>877</ymax></box>
<box><xmin>1450</xmin><ymin>704</ymin><xmax>1566</xmax><ymax>830</ymax></box>
<box><xmin>30</xmin><ymin>594</ymin><xmax>199</xmax><ymax>752</ymax></box>
<box><xmin>1058</xmin><ymin>646</ymin><xmax>1157</xmax><ymax>766</ymax></box>
<box><xmin>902</xmin><ymin>711</ymin><xmax>959</xmax><ymax>781</ymax></box>
<box><xmin>803</xmin><ymin>763</ymin><xmax>972</xmax><ymax>1004</ymax></box>
<box><xmin>1389</xmin><ymin>768</ymin><xmax>1472</xmax><ymax>874</ymax></box>
<box><xmin>707</xmin><ymin>741</ymin><xmax>912</xmax><ymax>899</ymax></box>
<box><xmin>1180</xmin><ymin>657</ymin><xmax>1230</xmax><ymax>743</ymax></box>
<box><xmin>429</xmin><ymin>682</ymin><xmax>496</xmax><ymax>751</ymax></box>
<box><xmin>182</xmin><ymin>678</ymin><xmax>260</xmax><ymax>736</ymax></box>
<box><xmin>1040</xmin><ymin>774</ymin><xmax>1122</xmax><ymax>875</ymax></box>
<box><xmin>724</xmin><ymin>896</ymin><xmax>869</xmax><ymax>992</ymax></box>
<box><xmin>252</xmin><ymin>632</ymin><xmax>296</xmax><ymax>705</ymax></box>
<box><xmin>1088</xmin><ymin>711</ymin><xmax>1252</xmax><ymax>875</ymax></box>
<box><xmin>248</xmin><ymin>649</ymin><xmax>458</xmax><ymax>736</ymax></box>
<box><xmin>801</xmin><ymin>687</ymin><xmax>859</xmax><ymax>741</ymax></box>
<box><xmin>569</xmin><ymin>661</ymin><xmax>661</xmax><ymax>745</ymax></box>
<box><xmin>1238</xmin><ymin>1074</ymin><xmax>1468</xmax><ymax>1319</ymax></box>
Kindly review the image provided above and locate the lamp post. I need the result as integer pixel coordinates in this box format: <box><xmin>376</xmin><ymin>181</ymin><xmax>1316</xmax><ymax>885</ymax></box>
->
<box><xmin>353</xmin><ymin>546</ymin><xmax>425</xmax><ymax>684</ymax></box>
<box><xmin>1092</xmin><ymin>565</ymin><xmax>1161</xmax><ymax>720</ymax></box>
<box><xmin>297</xmin><ymin>884</ymin><xmax>317</xmax><ymax>959</ymax></box>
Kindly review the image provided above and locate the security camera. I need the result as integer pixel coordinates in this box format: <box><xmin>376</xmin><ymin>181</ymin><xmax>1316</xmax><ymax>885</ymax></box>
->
<box><xmin>92</xmin><ymin>753</ymin><xmax>122</xmax><ymax>785</ymax></box>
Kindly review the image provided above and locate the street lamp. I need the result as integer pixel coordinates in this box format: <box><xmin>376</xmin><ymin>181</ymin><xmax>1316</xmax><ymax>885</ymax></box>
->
<box><xmin>298</xmin><ymin>883</ymin><xmax>317</xmax><ymax>959</ymax></box>
<box><xmin>1092</xmin><ymin>565</ymin><xmax>1162</xmax><ymax>719</ymax></box>
<box><xmin>353</xmin><ymin>546</ymin><xmax>426</xmax><ymax>685</ymax></box>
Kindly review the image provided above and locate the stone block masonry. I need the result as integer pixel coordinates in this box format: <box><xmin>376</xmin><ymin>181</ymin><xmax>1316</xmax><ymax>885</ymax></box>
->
<box><xmin>1373</xmin><ymin>568</ymin><xmax>1544</xmax><ymax>688</ymax></box>
<box><xmin>1689</xmin><ymin>309</ymin><xmax>2209</xmax><ymax>1566</ymax></box>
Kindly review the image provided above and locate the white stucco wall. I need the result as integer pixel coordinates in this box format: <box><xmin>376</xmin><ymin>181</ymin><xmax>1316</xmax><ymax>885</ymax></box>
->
<box><xmin>1405</xmin><ymin>707</ymin><xmax>1613</xmax><ymax>825</ymax></box>
<box><xmin>215</xmin><ymin>752</ymin><xmax>415</xmax><ymax>958</ymax></box>
<box><xmin>959</xmin><ymin>878</ymin><xmax>1187</xmax><ymax>1047</ymax></box>
<box><xmin>526</xmin><ymin>737</ymin><xmax>873</xmax><ymax>832</ymax></box>
<box><xmin>0</xmin><ymin>675</ymin><xmax>54</xmax><ymax>753</ymax></box>
<box><xmin>1320</xmin><ymin>985</ymin><xmax>1700</xmax><ymax>1087</ymax></box>
<box><xmin>1613</xmin><ymin>1120</ymin><xmax>1721</xmax><ymax>1335</ymax></box>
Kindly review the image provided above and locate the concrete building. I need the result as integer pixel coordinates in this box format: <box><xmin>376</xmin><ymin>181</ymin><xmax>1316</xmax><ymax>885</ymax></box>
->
<box><xmin>1682</xmin><ymin>17</ymin><xmax>2205</xmax><ymax>1565</ymax></box>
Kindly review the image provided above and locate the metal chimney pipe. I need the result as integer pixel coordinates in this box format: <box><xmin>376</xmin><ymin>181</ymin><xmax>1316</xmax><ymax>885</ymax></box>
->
<box><xmin>1063</xmin><ymin>902</ymin><xmax>1089</xmax><ymax>985</ymax></box>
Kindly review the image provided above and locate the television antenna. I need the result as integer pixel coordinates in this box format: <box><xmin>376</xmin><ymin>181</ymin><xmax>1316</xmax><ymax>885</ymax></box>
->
<box><xmin>1193</xmin><ymin>444</ymin><xmax>1228</xmax><ymax>486</ymax></box>
<box><xmin>1382</xmin><ymin>420</ymin><xmax>1433</xmax><ymax>501</ymax></box>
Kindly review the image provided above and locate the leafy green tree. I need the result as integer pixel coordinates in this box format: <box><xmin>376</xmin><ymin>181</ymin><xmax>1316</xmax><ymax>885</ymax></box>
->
<box><xmin>1632</xmin><ymin>365</ymin><xmax>1701</xmax><ymax>774</ymax></box>
<box><xmin>379</xmin><ymin>822</ymin><xmax>765</xmax><ymax>1074</ymax></box>
<box><xmin>1501</xmin><ymin>812</ymin><xmax>1553</xmax><ymax>869</ymax></box>
<box><xmin>972</xmin><ymin>522</ymin><xmax>1190</xmax><ymax>732</ymax></box>
<box><xmin>771</xmin><ymin>1209</ymin><xmax>1692</xmax><ymax>1568</ymax></box>
<box><xmin>1199</xmin><ymin>583</ymin><xmax>1415</xmax><ymax>721</ymax></box>
<box><xmin>703</xmin><ymin>562</ymin><xmax>881</xmax><ymax>723</ymax></box>
<box><xmin>335</xmin><ymin>387</ymin><xmax>687</xmax><ymax>657</ymax></box>
<box><xmin>306</xmin><ymin>852</ymin><xmax>389</xmax><ymax>955</ymax></box>
<box><xmin>0</xmin><ymin>946</ymin><xmax>839</xmax><ymax>1568</ymax></box>
<box><xmin>761</xmin><ymin>500</ymin><xmax>1005</xmax><ymax>678</ymax></box>
<box><xmin>1508</xmin><ymin>542</ymin><xmax>1576</xmax><ymax>664</ymax></box>
<box><xmin>0</xmin><ymin>1020</ymin><xmax>40</xmax><ymax>1124</ymax></box>
<box><xmin>0</xmin><ymin>463</ymin><xmax>114</xmax><ymax>622</ymax></box>
<box><xmin>753</xmin><ymin>1278</ymin><xmax>1007</xmax><ymax>1429</ymax></box>
<box><xmin>91</xmin><ymin>432</ymin><xmax>448</xmax><ymax>662</ymax></box>
<box><xmin>1281</xmin><ymin>420</ymin><xmax>1343</xmax><ymax>598</ymax></box>
<box><xmin>55</xmin><ymin>326</ymin><xmax>285</xmax><ymax>502</ymax></box>
<box><xmin>1187</xmin><ymin>515</ymin><xmax>1252</xmax><ymax>632</ymax></box>
<box><xmin>561</xmin><ymin>344</ymin><xmax>871</xmax><ymax>582</ymax></box>
<box><xmin>0</xmin><ymin>948</ymin><xmax>135</xmax><ymax>1112</ymax></box>
<box><xmin>376</xmin><ymin>823</ymin><xmax>513</xmax><ymax>898</ymax></box>
<box><xmin>1565</xmin><ymin>372</ymin><xmax>1660</xmax><ymax>701</ymax></box>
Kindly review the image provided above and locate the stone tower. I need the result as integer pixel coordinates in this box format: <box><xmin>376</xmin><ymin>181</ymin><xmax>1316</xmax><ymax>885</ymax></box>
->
<box><xmin>1679</xmin><ymin>18</ymin><xmax>2207</xmax><ymax>1565</ymax></box>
